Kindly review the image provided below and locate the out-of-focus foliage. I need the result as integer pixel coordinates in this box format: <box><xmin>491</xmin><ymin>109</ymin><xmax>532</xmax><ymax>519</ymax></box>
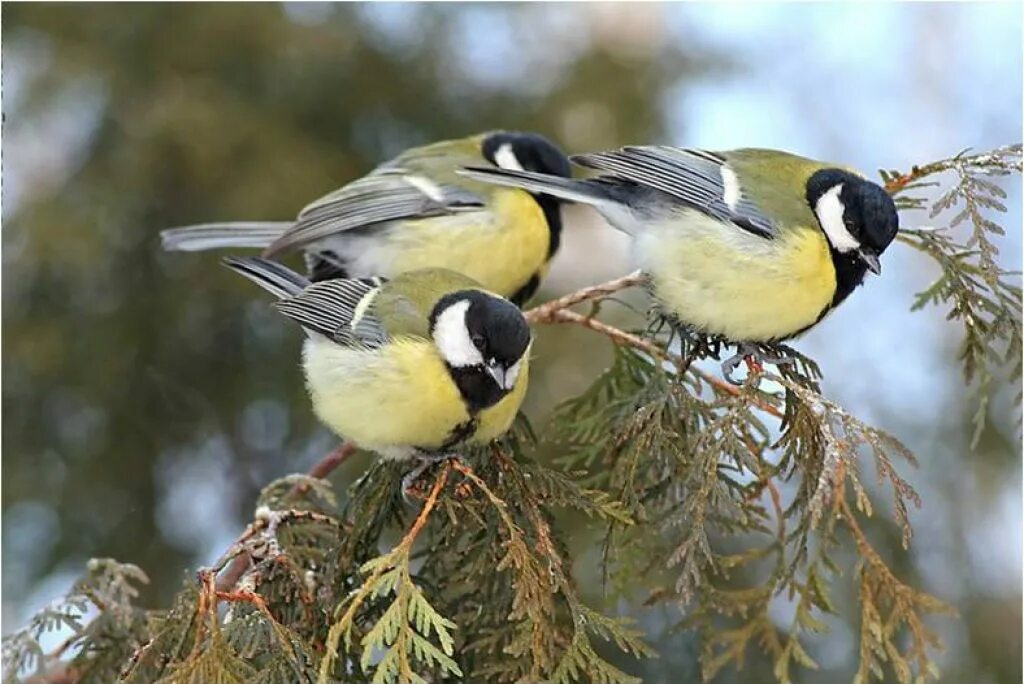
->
<box><xmin>1</xmin><ymin>559</ymin><xmax>149</xmax><ymax>684</ymax></box>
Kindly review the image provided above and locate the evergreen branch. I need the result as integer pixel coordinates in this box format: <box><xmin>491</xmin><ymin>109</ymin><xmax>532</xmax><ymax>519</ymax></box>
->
<box><xmin>450</xmin><ymin>456</ymin><xmax>652</xmax><ymax>682</ymax></box>
<box><xmin>523</xmin><ymin>270</ymin><xmax>647</xmax><ymax>324</ymax></box>
<box><xmin>215</xmin><ymin>441</ymin><xmax>357</xmax><ymax>592</ymax></box>
<box><xmin>300</xmin><ymin>442</ymin><xmax>359</xmax><ymax>490</ymax></box>
<box><xmin>884</xmin><ymin>143</ymin><xmax>1022</xmax><ymax>445</ymax></box>
<box><xmin>2</xmin><ymin>560</ymin><xmax>150</xmax><ymax>684</ymax></box>
<box><xmin>212</xmin><ymin>590</ymin><xmax>302</xmax><ymax>668</ymax></box>
<box><xmin>535</xmin><ymin>305</ymin><xmax>785</xmax><ymax>419</ymax></box>
<box><xmin>319</xmin><ymin>462</ymin><xmax>453</xmax><ymax>684</ymax></box>
<box><xmin>836</xmin><ymin>496</ymin><xmax>956</xmax><ymax>684</ymax></box>
<box><xmin>882</xmin><ymin>143</ymin><xmax>1022</xmax><ymax>194</ymax></box>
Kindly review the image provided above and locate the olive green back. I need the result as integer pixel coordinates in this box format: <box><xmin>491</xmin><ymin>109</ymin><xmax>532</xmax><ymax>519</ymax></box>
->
<box><xmin>374</xmin><ymin>268</ymin><xmax>489</xmax><ymax>339</ymax></box>
<box><xmin>375</xmin><ymin>132</ymin><xmax>504</xmax><ymax>197</ymax></box>
<box><xmin>722</xmin><ymin>148</ymin><xmax>857</xmax><ymax>229</ymax></box>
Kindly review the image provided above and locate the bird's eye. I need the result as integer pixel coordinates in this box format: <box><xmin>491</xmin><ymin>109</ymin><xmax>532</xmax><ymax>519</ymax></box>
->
<box><xmin>471</xmin><ymin>334</ymin><xmax>485</xmax><ymax>349</ymax></box>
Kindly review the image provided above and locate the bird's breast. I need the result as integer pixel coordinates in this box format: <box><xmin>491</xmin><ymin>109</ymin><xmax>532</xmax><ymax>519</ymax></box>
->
<box><xmin>473</xmin><ymin>353</ymin><xmax>530</xmax><ymax>445</ymax></box>
<box><xmin>636</xmin><ymin>212</ymin><xmax>837</xmax><ymax>341</ymax></box>
<box><xmin>302</xmin><ymin>337</ymin><xmax>471</xmax><ymax>454</ymax></box>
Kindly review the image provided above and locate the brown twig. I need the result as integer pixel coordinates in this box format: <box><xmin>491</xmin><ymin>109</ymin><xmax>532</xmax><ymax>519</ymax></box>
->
<box><xmin>303</xmin><ymin>441</ymin><xmax>359</xmax><ymax>482</ymax></box>
<box><xmin>523</xmin><ymin>269</ymin><xmax>646</xmax><ymax>324</ymax></box>
<box><xmin>215</xmin><ymin>441</ymin><xmax>358</xmax><ymax>591</ymax></box>
<box><xmin>535</xmin><ymin>305</ymin><xmax>786</xmax><ymax>419</ymax></box>
<box><xmin>883</xmin><ymin>143</ymin><xmax>1022</xmax><ymax>194</ymax></box>
<box><xmin>331</xmin><ymin>463</ymin><xmax>450</xmax><ymax>637</ymax></box>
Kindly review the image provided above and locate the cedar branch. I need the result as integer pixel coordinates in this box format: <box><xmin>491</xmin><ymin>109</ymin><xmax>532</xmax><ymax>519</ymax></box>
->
<box><xmin>215</xmin><ymin>441</ymin><xmax>358</xmax><ymax>591</ymax></box>
<box><xmin>526</xmin><ymin>277</ymin><xmax>785</xmax><ymax>419</ymax></box>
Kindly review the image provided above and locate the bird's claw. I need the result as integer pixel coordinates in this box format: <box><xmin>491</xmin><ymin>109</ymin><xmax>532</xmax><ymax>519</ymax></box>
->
<box><xmin>721</xmin><ymin>344</ymin><xmax>795</xmax><ymax>384</ymax></box>
<box><xmin>721</xmin><ymin>353</ymin><xmax>746</xmax><ymax>385</ymax></box>
<box><xmin>401</xmin><ymin>454</ymin><xmax>452</xmax><ymax>504</ymax></box>
<box><xmin>401</xmin><ymin>460</ymin><xmax>435</xmax><ymax>503</ymax></box>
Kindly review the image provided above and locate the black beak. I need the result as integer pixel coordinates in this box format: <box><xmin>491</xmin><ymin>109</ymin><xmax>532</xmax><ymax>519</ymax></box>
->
<box><xmin>858</xmin><ymin>250</ymin><xmax>882</xmax><ymax>275</ymax></box>
<box><xmin>486</xmin><ymin>360</ymin><xmax>509</xmax><ymax>390</ymax></box>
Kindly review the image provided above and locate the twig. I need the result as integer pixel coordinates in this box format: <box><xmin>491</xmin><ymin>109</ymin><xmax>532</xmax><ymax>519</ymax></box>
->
<box><xmin>215</xmin><ymin>441</ymin><xmax>358</xmax><ymax>591</ymax></box>
<box><xmin>523</xmin><ymin>270</ymin><xmax>646</xmax><ymax>324</ymax></box>
<box><xmin>883</xmin><ymin>143</ymin><xmax>1022</xmax><ymax>194</ymax></box>
<box><xmin>537</xmin><ymin>306</ymin><xmax>786</xmax><ymax>419</ymax></box>
<box><xmin>24</xmin><ymin>669</ymin><xmax>79</xmax><ymax>684</ymax></box>
<box><xmin>332</xmin><ymin>463</ymin><xmax>450</xmax><ymax>638</ymax></box>
<box><xmin>304</xmin><ymin>442</ymin><xmax>359</xmax><ymax>482</ymax></box>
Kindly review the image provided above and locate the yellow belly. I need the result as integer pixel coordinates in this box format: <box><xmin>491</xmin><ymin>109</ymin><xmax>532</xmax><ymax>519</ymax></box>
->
<box><xmin>636</xmin><ymin>212</ymin><xmax>836</xmax><ymax>341</ymax></box>
<box><xmin>380</xmin><ymin>189</ymin><xmax>550</xmax><ymax>298</ymax></box>
<box><xmin>304</xmin><ymin>337</ymin><xmax>468</xmax><ymax>455</ymax></box>
<box><xmin>302</xmin><ymin>336</ymin><xmax>529</xmax><ymax>456</ymax></box>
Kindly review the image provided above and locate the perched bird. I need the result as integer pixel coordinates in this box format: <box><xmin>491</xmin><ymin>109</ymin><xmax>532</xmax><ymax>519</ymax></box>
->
<box><xmin>223</xmin><ymin>257</ymin><xmax>531</xmax><ymax>463</ymax></box>
<box><xmin>461</xmin><ymin>147</ymin><xmax>899</xmax><ymax>369</ymax></box>
<box><xmin>163</xmin><ymin>132</ymin><xmax>571</xmax><ymax>305</ymax></box>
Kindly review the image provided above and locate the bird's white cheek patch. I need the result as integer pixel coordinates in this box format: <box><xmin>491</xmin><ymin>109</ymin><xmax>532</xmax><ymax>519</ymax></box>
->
<box><xmin>494</xmin><ymin>143</ymin><xmax>525</xmax><ymax>171</ymax></box>
<box><xmin>720</xmin><ymin>165</ymin><xmax>741</xmax><ymax>210</ymax></box>
<box><xmin>433</xmin><ymin>300</ymin><xmax>484</xmax><ymax>368</ymax></box>
<box><xmin>814</xmin><ymin>184</ymin><xmax>860</xmax><ymax>252</ymax></box>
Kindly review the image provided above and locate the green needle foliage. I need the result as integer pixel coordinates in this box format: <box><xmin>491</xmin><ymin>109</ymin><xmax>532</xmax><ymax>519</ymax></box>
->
<box><xmin>3</xmin><ymin>145</ymin><xmax>1019</xmax><ymax>683</ymax></box>
<box><xmin>883</xmin><ymin>144</ymin><xmax>1023</xmax><ymax>445</ymax></box>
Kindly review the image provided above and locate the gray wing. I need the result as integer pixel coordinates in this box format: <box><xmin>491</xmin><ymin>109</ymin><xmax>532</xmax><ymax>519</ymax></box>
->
<box><xmin>571</xmin><ymin>146</ymin><xmax>776</xmax><ymax>239</ymax></box>
<box><xmin>265</xmin><ymin>169</ymin><xmax>485</xmax><ymax>255</ymax></box>
<box><xmin>274</xmin><ymin>278</ymin><xmax>390</xmax><ymax>349</ymax></box>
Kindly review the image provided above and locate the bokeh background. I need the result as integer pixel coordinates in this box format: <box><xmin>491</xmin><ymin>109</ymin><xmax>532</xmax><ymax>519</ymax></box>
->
<box><xmin>3</xmin><ymin>3</ymin><xmax>1021</xmax><ymax>682</ymax></box>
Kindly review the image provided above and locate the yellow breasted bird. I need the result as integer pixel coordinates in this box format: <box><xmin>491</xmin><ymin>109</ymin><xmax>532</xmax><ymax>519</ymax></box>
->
<box><xmin>461</xmin><ymin>147</ymin><xmax>899</xmax><ymax>369</ymax></box>
<box><xmin>163</xmin><ymin>132</ymin><xmax>571</xmax><ymax>305</ymax></box>
<box><xmin>223</xmin><ymin>257</ymin><xmax>531</xmax><ymax>462</ymax></box>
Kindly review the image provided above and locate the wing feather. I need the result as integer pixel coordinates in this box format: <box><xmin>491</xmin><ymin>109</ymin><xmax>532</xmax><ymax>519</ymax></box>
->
<box><xmin>274</xmin><ymin>277</ymin><xmax>390</xmax><ymax>349</ymax></box>
<box><xmin>571</xmin><ymin>146</ymin><xmax>776</xmax><ymax>239</ymax></box>
<box><xmin>265</xmin><ymin>169</ymin><xmax>485</xmax><ymax>255</ymax></box>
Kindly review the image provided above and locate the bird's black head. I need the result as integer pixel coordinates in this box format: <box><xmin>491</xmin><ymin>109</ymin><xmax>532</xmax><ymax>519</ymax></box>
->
<box><xmin>806</xmin><ymin>169</ymin><xmax>900</xmax><ymax>268</ymax></box>
<box><xmin>807</xmin><ymin>169</ymin><xmax>899</xmax><ymax>272</ymax></box>
<box><xmin>482</xmin><ymin>131</ymin><xmax>571</xmax><ymax>179</ymax></box>
<box><xmin>806</xmin><ymin>168</ymin><xmax>899</xmax><ymax>306</ymax></box>
<box><xmin>482</xmin><ymin>131</ymin><xmax>572</xmax><ymax>258</ymax></box>
<box><xmin>429</xmin><ymin>289</ymin><xmax>531</xmax><ymax>412</ymax></box>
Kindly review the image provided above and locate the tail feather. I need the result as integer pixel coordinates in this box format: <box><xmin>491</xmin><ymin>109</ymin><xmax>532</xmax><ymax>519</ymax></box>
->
<box><xmin>459</xmin><ymin>166</ymin><xmax>645</xmax><ymax>235</ymax></box>
<box><xmin>222</xmin><ymin>256</ymin><xmax>310</xmax><ymax>300</ymax></box>
<box><xmin>161</xmin><ymin>222</ymin><xmax>292</xmax><ymax>252</ymax></box>
<box><xmin>458</xmin><ymin>167</ymin><xmax>615</xmax><ymax>207</ymax></box>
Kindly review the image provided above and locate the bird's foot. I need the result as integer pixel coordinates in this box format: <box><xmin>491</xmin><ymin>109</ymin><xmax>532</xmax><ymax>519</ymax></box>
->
<box><xmin>744</xmin><ymin>355</ymin><xmax>764</xmax><ymax>375</ymax></box>
<box><xmin>401</xmin><ymin>453</ymin><xmax>464</xmax><ymax>503</ymax></box>
<box><xmin>722</xmin><ymin>343</ymin><xmax>796</xmax><ymax>385</ymax></box>
<box><xmin>401</xmin><ymin>457</ymin><xmax>441</xmax><ymax>502</ymax></box>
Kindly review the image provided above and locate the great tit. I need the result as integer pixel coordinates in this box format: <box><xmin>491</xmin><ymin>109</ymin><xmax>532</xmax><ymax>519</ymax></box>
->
<box><xmin>223</xmin><ymin>257</ymin><xmax>531</xmax><ymax>461</ymax></box>
<box><xmin>163</xmin><ymin>132</ymin><xmax>571</xmax><ymax>305</ymax></box>
<box><xmin>461</xmin><ymin>147</ymin><xmax>899</xmax><ymax>347</ymax></box>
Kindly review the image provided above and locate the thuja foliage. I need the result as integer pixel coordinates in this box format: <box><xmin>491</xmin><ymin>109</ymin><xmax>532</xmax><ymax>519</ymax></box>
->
<box><xmin>3</xmin><ymin>144</ymin><xmax>1020</xmax><ymax>684</ymax></box>
<box><xmin>882</xmin><ymin>144</ymin><xmax>1023</xmax><ymax>445</ymax></box>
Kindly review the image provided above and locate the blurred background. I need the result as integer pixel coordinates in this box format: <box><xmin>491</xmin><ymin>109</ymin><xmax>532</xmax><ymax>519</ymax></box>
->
<box><xmin>2</xmin><ymin>3</ymin><xmax>1020</xmax><ymax>682</ymax></box>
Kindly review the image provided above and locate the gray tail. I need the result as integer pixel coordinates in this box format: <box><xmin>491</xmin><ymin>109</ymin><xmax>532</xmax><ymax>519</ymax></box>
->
<box><xmin>222</xmin><ymin>256</ymin><xmax>310</xmax><ymax>299</ymax></box>
<box><xmin>161</xmin><ymin>222</ymin><xmax>292</xmax><ymax>252</ymax></box>
<box><xmin>457</xmin><ymin>167</ymin><xmax>617</xmax><ymax>207</ymax></box>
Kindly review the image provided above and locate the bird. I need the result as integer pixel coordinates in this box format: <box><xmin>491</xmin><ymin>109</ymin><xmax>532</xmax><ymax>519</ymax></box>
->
<box><xmin>162</xmin><ymin>131</ymin><xmax>571</xmax><ymax>306</ymax></box>
<box><xmin>222</xmin><ymin>257</ymin><xmax>532</xmax><ymax>465</ymax></box>
<box><xmin>460</xmin><ymin>146</ymin><xmax>899</xmax><ymax>373</ymax></box>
